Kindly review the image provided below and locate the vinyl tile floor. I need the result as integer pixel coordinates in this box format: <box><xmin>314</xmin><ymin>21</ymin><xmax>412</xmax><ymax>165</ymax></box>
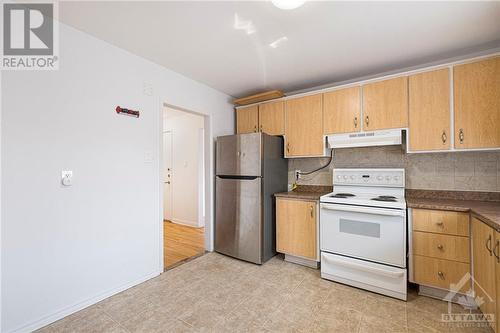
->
<box><xmin>37</xmin><ymin>253</ymin><xmax>493</xmax><ymax>333</ymax></box>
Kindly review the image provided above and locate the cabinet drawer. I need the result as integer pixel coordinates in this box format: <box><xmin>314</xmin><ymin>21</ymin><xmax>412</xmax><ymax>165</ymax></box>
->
<box><xmin>412</xmin><ymin>209</ymin><xmax>469</xmax><ymax>236</ymax></box>
<box><xmin>413</xmin><ymin>231</ymin><xmax>470</xmax><ymax>263</ymax></box>
<box><xmin>413</xmin><ymin>255</ymin><xmax>470</xmax><ymax>293</ymax></box>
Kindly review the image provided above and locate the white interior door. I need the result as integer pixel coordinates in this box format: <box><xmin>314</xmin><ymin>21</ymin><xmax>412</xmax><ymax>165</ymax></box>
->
<box><xmin>163</xmin><ymin>131</ymin><xmax>173</xmax><ymax>221</ymax></box>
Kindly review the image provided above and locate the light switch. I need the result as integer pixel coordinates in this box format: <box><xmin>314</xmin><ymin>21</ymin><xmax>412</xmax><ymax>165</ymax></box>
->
<box><xmin>61</xmin><ymin>170</ymin><xmax>73</xmax><ymax>186</ymax></box>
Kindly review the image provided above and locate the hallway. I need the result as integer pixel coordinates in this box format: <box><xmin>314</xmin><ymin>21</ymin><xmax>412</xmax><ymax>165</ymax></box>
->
<box><xmin>164</xmin><ymin>221</ymin><xmax>205</xmax><ymax>269</ymax></box>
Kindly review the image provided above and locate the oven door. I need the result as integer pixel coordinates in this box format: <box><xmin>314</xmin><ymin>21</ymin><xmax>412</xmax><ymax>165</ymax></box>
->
<box><xmin>320</xmin><ymin>203</ymin><xmax>406</xmax><ymax>268</ymax></box>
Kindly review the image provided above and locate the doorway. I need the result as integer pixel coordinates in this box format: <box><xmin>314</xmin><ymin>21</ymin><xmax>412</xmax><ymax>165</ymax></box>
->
<box><xmin>162</xmin><ymin>106</ymin><xmax>206</xmax><ymax>269</ymax></box>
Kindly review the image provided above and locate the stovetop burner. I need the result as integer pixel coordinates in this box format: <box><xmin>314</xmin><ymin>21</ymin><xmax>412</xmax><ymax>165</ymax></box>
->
<box><xmin>330</xmin><ymin>193</ymin><xmax>356</xmax><ymax>199</ymax></box>
<box><xmin>371</xmin><ymin>195</ymin><xmax>398</xmax><ymax>202</ymax></box>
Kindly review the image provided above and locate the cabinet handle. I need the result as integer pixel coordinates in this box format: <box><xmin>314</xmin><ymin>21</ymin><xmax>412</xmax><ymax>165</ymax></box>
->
<box><xmin>259</xmin><ymin>124</ymin><xmax>263</xmax><ymax>132</ymax></box>
<box><xmin>286</xmin><ymin>142</ymin><xmax>290</xmax><ymax>154</ymax></box>
<box><xmin>486</xmin><ymin>234</ymin><xmax>493</xmax><ymax>255</ymax></box>
<box><xmin>493</xmin><ymin>240</ymin><xmax>499</xmax><ymax>263</ymax></box>
<box><xmin>365</xmin><ymin>115</ymin><xmax>369</xmax><ymax>127</ymax></box>
<box><xmin>354</xmin><ymin>117</ymin><xmax>358</xmax><ymax>128</ymax></box>
<box><xmin>441</xmin><ymin>130</ymin><xmax>447</xmax><ymax>144</ymax></box>
<box><xmin>459</xmin><ymin>128</ymin><xmax>464</xmax><ymax>144</ymax></box>
<box><xmin>254</xmin><ymin>125</ymin><xmax>258</xmax><ymax>133</ymax></box>
<box><xmin>310</xmin><ymin>205</ymin><xmax>314</xmax><ymax>218</ymax></box>
<box><xmin>437</xmin><ymin>244</ymin><xmax>444</xmax><ymax>251</ymax></box>
<box><xmin>437</xmin><ymin>271</ymin><xmax>445</xmax><ymax>280</ymax></box>
<box><xmin>435</xmin><ymin>221</ymin><xmax>444</xmax><ymax>227</ymax></box>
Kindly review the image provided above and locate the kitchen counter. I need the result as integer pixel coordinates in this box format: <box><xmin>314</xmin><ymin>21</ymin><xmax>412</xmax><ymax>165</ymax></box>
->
<box><xmin>406</xmin><ymin>190</ymin><xmax>500</xmax><ymax>232</ymax></box>
<box><xmin>274</xmin><ymin>185</ymin><xmax>332</xmax><ymax>201</ymax></box>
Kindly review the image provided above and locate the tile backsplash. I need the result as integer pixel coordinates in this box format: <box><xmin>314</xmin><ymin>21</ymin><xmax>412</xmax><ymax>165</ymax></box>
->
<box><xmin>288</xmin><ymin>146</ymin><xmax>500</xmax><ymax>192</ymax></box>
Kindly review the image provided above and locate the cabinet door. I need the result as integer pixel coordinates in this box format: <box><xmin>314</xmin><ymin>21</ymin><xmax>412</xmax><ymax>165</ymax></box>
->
<box><xmin>276</xmin><ymin>198</ymin><xmax>317</xmax><ymax>260</ymax></box>
<box><xmin>362</xmin><ymin>76</ymin><xmax>408</xmax><ymax>131</ymax></box>
<box><xmin>259</xmin><ymin>101</ymin><xmax>284</xmax><ymax>135</ymax></box>
<box><xmin>285</xmin><ymin>94</ymin><xmax>324</xmax><ymax>157</ymax></box>
<box><xmin>472</xmin><ymin>217</ymin><xmax>497</xmax><ymax>325</ymax></box>
<box><xmin>409</xmin><ymin>69</ymin><xmax>450</xmax><ymax>151</ymax></box>
<box><xmin>454</xmin><ymin>57</ymin><xmax>500</xmax><ymax>149</ymax></box>
<box><xmin>236</xmin><ymin>105</ymin><xmax>258</xmax><ymax>134</ymax></box>
<box><xmin>323</xmin><ymin>86</ymin><xmax>361</xmax><ymax>134</ymax></box>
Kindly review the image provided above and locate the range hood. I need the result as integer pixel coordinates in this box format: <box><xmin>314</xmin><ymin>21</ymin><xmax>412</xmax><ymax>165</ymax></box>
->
<box><xmin>327</xmin><ymin>129</ymin><xmax>403</xmax><ymax>149</ymax></box>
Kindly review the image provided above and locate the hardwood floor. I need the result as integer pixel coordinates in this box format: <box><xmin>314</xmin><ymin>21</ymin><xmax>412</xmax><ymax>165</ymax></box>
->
<box><xmin>164</xmin><ymin>220</ymin><xmax>205</xmax><ymax>269</ymax></box>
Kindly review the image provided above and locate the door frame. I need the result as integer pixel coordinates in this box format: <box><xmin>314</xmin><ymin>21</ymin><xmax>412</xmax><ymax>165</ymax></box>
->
<box><xmin>158</xmin><ymin>101</ymin><xmax>211</xmax><ymax>272</ymax></box>
<box><xmin>162</xmin><ymin>130</ymin><xmax>173</xmax><ymax>221</ymax></box>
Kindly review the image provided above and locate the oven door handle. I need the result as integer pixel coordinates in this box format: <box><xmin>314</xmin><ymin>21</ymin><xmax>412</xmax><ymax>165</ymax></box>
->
<box><xmin>322</xmin><ymin>254</ymin><xmax>405</xmax><ymax>278</ymax></box>
<box><xmin>320</xmin><ymin>203</ymin><xmax>405</xmax><ymax>217</ymax></box>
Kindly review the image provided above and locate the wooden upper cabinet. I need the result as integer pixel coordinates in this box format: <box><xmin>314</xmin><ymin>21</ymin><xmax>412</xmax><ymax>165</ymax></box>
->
<box><xmin>258</xmin><ymin>101</ymin><xmax>284</xmax><ymax>135</ymax></box>
<box><xmin>236</xmin><ymin>105</ymin><xmax>258</xmax><ymax>134</ymax></box>
<box><xmin>454</xmin><ymin>57</ymin><xmax>500</xmax><ymax>149</ymax></box>
<box><xmin>472</xmin><ymin>217</ymin><xmax>497</xmax><ymax>327</ymax></box>
<box><xmin>409</xmin><ymin>69</ymin><xmax>450</xmax><ymax>151</ymax></box>
<box><xmin>323</xmin><ymin>86</ymin><xmax>361</xmax><ymax>134</ymax></box>
<box><xmin>285</xmin><ymin>94</ymin><xmax>324</xmax><ymax>157</ymax></box>
<box><xmin>276</xmin><ymin>198</ymin><xmax>317</xmax><ymax>260</ymax></box>
<box><xmin>362</xmin><ymin>76</ymin><xmax>409</xmax><ymax>131</ymax></box>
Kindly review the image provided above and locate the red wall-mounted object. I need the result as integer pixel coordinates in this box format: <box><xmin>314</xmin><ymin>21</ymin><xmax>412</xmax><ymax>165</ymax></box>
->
<box><xmin>116</xmin><ymin>106</ymin><xmax>140</xmax><ymax>118</ymax></box>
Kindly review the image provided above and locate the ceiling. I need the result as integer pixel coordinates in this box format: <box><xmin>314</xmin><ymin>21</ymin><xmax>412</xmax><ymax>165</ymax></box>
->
<box><xmin>60</xmin><ymin>1</ymin><xmax>500</xmax><ymax>97</ymax></box>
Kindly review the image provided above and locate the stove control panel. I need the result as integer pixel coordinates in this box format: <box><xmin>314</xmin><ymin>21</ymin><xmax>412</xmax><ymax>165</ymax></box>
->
<box><xmin>333</xmin><ymin>169</ymin><xmax>405</xmax><ymax>187</ymax></box>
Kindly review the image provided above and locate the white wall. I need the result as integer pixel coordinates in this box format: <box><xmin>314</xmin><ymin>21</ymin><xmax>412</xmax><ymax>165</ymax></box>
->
<box><xmin>1</xmin><ymin>23</ymin><xmax>233</xmax><ymax>333</ymax></box>
<box><xmin>163</xmin><ymin>108</ymin><xmax>205</xmax><ymax>227</ymax></box>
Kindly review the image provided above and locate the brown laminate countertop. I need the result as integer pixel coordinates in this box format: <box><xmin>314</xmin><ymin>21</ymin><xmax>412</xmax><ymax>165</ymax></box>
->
<box><xmin>406</xmin><ymin>197</ymin><xmax>500</xmax><ymax>232</ymax></box>
<box><xmin>274</xmin><ymin>185</ymin><xmax>332</xmax><ymax>201</ymax></box>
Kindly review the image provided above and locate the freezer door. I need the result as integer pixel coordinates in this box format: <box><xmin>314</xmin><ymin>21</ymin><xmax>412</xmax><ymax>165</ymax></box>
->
<box><xmin>215</xmin><ymin>176</ymin><xmax>262</xmax><ymax>264</ymax></box>
<box><xmin>216</xmin><ymin>133</ymin><xmax>261</xmax><ymax>176</ymax></box>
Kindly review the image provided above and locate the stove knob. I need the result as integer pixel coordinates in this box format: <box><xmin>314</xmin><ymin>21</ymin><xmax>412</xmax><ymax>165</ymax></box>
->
<box><xmin>386</xmin><ymin>176</ymin><xmax>391</xmax><ymax>180</ymax></box>
<box><xmin>377</xmin><ymin>176</ymin><xmax>383</xmax><ymax>180</ymax></box>
<box><xmin>350</xmin><ymin>175</ymin><xmax>355</xmax><ymax>180</ymax></box>
<box><xmin>394</xmin><ymin>176</ymin><xmax>399</xmax><ymax>182</ymax></box>
<box><xmin>337</xmin><ymin>175</ymin><xmax>341</xmax><ymax>180</ymax></box>
<box><xmin>343</xmin><ymin>175</ymin><xmax>348</xmax><ymax>180</ymax></box>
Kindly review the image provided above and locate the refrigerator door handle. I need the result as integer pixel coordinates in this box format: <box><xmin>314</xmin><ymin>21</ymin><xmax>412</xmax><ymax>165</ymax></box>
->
<box><xmin>217</xmin><ymin>175</ymin><xmax>260</xmax><ymax>180</ymax></box>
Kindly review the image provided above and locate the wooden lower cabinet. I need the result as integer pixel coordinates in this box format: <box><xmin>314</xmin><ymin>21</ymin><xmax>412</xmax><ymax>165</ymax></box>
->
<box><xmin>411</xmin><ymin>208</ymin><xmax>471</xmax><ymax>293</ymax></box>
<box><xmin>413</xmin><ymin>231</ymin><xmax>469</xmax><ymax>263</ymax></box>
<box><xmin>412</xmin><ymin>209</ymin><xmax>469</xmax><ymax>236</ymax></box>
<box><xmin>472</xmin><ymin>217</ymin><xmax>497</xmax><ymax>331</ymax></box>
<box><xmin>276</xmin><ymin>198</ymin><xmax>318</xmax><ymax>260</ymax></box>
<box><xmin>413</xmin><ymin>255</ymin><xmax>470</xmax><ymax>293</ymax></box>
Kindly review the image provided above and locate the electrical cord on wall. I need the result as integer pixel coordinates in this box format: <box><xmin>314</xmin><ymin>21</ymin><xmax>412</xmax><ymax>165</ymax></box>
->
<box><xmin>292</xmin><ymin>149</ymin><xmax>334</xmax><ymax>189</ymax></box>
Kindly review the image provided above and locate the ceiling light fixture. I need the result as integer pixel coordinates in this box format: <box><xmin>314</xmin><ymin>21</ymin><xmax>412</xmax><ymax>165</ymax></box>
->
<box><xmin>271</xmin><ymin>0</ymin><xmax>305</xmax><ymax>10</ymax></box>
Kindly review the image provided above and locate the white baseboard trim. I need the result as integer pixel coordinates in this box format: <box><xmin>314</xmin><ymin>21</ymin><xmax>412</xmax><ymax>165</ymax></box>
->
<box><xmin>171</xmin><ymin>218</ymin><xmax>201</xmax><ymax>228</ymax></box>
<box><xmin>10</xmin><ymin>270</ymin><xmax>161</xmax><ymax>333</ymax></box>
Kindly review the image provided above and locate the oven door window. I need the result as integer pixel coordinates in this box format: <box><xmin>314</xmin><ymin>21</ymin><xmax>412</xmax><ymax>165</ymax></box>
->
<box><xmin>339</xmin><ymin>218</ymin><xmax>380</xmax><ymax>238</ymax></box>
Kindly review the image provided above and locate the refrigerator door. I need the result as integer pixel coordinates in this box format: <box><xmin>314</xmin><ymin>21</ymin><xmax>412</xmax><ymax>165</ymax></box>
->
<box><xmin>215</xmin><ymin>176</ymin><xmax>262</xmax><ymax>264</ymax></box>
<box><xmin>216</xmin><ymin>133</ymin><xmax>262</xmax><ymax>177</ymax></box>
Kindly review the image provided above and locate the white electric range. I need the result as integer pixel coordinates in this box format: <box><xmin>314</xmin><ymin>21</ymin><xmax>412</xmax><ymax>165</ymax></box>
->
<box><xmin>320</xmin><ymin>168</ymin><xmax>407</xmax><ymax>300</ymax></box>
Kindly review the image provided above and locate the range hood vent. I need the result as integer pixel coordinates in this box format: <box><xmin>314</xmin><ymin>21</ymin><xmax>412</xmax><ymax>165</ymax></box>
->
<box><xmin>327</xmin><ymin>129</ymin><xmax>402</xmax><ymax>149</ymax></box>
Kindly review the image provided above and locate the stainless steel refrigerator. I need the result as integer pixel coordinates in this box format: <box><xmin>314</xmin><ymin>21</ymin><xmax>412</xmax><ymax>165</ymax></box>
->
<box><xmin>215</xmin><ymin>132</ymin><xmax>288</xmax><ymax>264</ymax></box>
